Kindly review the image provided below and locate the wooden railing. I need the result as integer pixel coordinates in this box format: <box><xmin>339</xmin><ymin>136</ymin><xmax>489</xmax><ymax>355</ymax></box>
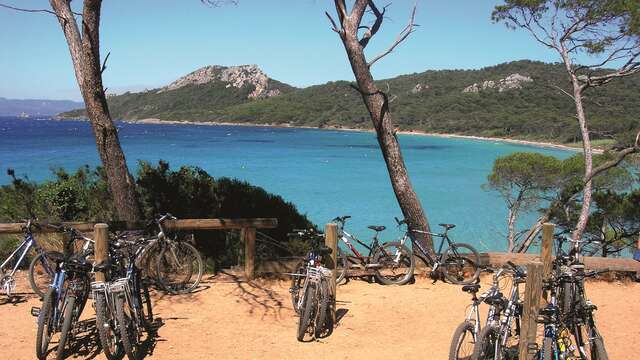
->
<box><xmin>0</xmin><ymin>218</ymin><xmax>278</xmax><ymax>280</ymax></box>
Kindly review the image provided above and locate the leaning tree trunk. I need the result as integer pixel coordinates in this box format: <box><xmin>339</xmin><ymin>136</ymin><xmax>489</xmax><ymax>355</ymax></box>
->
<box><xmin>50</xmin><ymin>0</ymin><xmax>141</xmax><ymax>221</ymax></box>
<box><xmin>570</xmin><ymin>80</ymin><xmax>592</xmax><ymax>241</ymax></box>
<box><xmin>338</xmin><ymin>17</ymin><xmax>434</xmax><ymax>256</ymax></box>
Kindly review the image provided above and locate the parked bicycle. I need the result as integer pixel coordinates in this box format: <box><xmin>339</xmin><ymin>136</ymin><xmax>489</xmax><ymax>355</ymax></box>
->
<box><xmin>449</xmin><ymin>267</ymin><xmax>509</xmax><ymax>360</ymax></box>
<box><xmin>93</xmin><ymin>234</ymin><xmax>154</xmax><ymax>360</ymax></box>
<box><xmin>472</xmin><ymin>261</ymin><xmax>526</xmax><ymax>360</ymax></box>
<box><xmin>395</xmin><ymin>217</ymin><xmax>481</xmax><ymax>284</ymax></box>
<box><xmin>34</xmin><ymin>225</ymin><xmax>93</xmax><ymax>360</ymax></box>
<box><xmin>535</xmin><ymin>235</ymin><xmax>609</xmax><ymax>360</ymax></box>
<box><xmin>288</xmin><ymin>229</ymin><xmax>335</xmax><ymax>341</ymax></box>
<box><xmin>332</xmin><ymin>215</ymin><xmax>415</xmax><ymax>285</ymax></box>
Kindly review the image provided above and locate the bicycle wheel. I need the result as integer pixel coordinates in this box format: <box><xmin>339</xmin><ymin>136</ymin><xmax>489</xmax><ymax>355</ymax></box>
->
<box><xmin>561</xmin><ymin>282</ymin><xmax>573</xmax><ymax>318</ymax></box>
<box><xmin>29</xmin><ymin>253</ymin><xmax>54</xmax><ymax>298</ymax></box>
<box><xmin>115</xmin><ymin>294</ymin><xmax>139</xmax><ymax>360</ymax></box>
<box><xmin>541</xmin><ymin>337</ymin><xmax>554</xmax><ymax>360</ymax></box>
<box><xmin>372</xmin><ymin>241</ymin><xmax>415</xmax><ymax>285</ymax></box>
<box><xmin>55</xmin><ymin>295</ymin><xmax>76</xmax><ymax>360</ymax></box>
<box><xmin>297</xmin><ymin>283</ymin><xmax>316</xmax><ymax>342</ymax></box>
<box><xmin>335</xmin><ymin>247</ymin><xmax>348</xmax><ymax>285</ymax></box>
<box><xmin>95</xmin><ymin>291</ymin><xmax>123</xmax><ymax>360</ymax></box>
<box><xmin>472</xmin><ymin>325</ymin><xmax>500</xmax><ymax>360</ymax></box>
<box><xmin>35</xmin><ymin>287</ymin><xmax>56</xmax><ymax>360</ymax></box>
<box><xmin>156</xmin><ymin>242</ymin><xmax>203</xmax><ymax>294</ymax></box>
<box><xmin>314</xmin><ymin>279</ymin><xmax>331</xmax><ymax>338</ymax></box>
<box><xmin>575</xmin><ymin>322</ymin><xmax>608</xmax><ymax>360</ymax></box>
<box><xmin>134</xmin><ymin>274</ymin><xmax>154</xmax><ymax>331</ymax></box>
<box><xmin>592</xmin><ymin>330</ymin><xmax>608</xmax><ymax>360</ymax></box>
<box><xmin>290</xmin><ymin>262</ymin><xmax>306</xmax><ymax>315</ymax></box>
<box><xmin>443</xmin><ymin>243</ymin><xmax>480</xmax><ymax>285</ymax></box>
<box><xmin>449</xmin><ymin>321</ymin><xmax>475</xmax><ymax>360</ymax></box>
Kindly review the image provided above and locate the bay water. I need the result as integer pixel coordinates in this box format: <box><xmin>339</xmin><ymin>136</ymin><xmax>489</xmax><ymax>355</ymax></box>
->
<box><xmin>0</xmin><ymin>117</ymin><xmax>572</xmax><ymax>252</ymax></box>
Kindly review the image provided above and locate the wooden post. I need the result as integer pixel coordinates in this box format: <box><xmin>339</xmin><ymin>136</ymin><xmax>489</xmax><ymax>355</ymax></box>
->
<box><xmin>94</xmin><ymin>223</ymin><xmax>109</xmax><ymax>282</ymax></box>
<box><xmin>325</xmin><ymin>223</ymin><xmax>338</xmax><ymax>320</ymax></box>
<box><xmin>541</xmin><ymin>223</ymin><xmax>555</xmax><ymax>279</ymax></box>
<box><xmin>519</xmin><ymin>261</ymin><xmax>543</xmax><ymax>360</ymax></box>
<box><xmin>242</xmin><ymin>227</ymin><xmax>256</xmax><ymax>280</ymax></box>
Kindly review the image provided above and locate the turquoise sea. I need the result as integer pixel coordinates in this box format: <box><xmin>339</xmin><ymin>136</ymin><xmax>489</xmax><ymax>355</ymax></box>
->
<box><xmin>0</xmin><ymin>117</ymin><xmax>572</xmax><ymax>252</ymax></box>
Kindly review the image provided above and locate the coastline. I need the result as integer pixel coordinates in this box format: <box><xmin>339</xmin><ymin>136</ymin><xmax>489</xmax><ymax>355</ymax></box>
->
<box><xmin>124</xmin><ymin>117</ymin><xmax>593</xmax><ymax>153</ymax></box>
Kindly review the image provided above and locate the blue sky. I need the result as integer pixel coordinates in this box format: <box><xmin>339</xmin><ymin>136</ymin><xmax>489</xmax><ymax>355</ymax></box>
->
<box><xmin>1</xmin><ymin>0</ymin><xmax>575</xmax><ymax>101</ymax></box>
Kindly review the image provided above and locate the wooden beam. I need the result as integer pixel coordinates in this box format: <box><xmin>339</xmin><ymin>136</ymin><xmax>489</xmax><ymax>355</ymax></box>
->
<box><xmin>541</xmin><ymin>223</ymin><xmax>554</xmax><ymax>279</ymax></box>
<box><xmin>519</xmin><ymin>261</ymin><xmax>543</xmax><ymax>360</ymax></box>
<box><xmin>93</xmin><ymin>223</ymin><xmax>109</xmax><ymax>282</ymax></box>
<box><xmin>483</xmin><ymin>252</ymin><xmax>640</xmax><ymax>273</ymax></box>
<box><xmin>0</xmin><ymin>218</ymin><xmax>278</xmax><ymax>234</ymax></box>
<box><xmin>154</xmin><ymin>218</ymin><xmax>277</xmax><ymax>231</ymax></box>
<box><xmin>242</xmin><ymin>227</ymin><xmax>256</xmax><ymax>280</ymax></box>
<box><xmin>325</xmin><ymin>223</ymin><xmax>338</xmax><ymax>323</ymax></box>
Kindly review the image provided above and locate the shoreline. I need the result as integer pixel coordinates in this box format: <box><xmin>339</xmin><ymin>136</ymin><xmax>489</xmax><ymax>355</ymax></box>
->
<box><xmin>50</xmin><ymin>115</ymin><xmax>597</xmax><ymax>153</ymax></box>
<box><xmin>125</xmin><ymin>117</ymin><xmax>594</xmax><ymax>153</ymax></box>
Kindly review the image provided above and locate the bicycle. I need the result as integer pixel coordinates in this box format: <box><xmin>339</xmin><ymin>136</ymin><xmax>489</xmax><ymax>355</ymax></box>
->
<box><xmin>395</xmin><ymin>217</ymin><xmax>481</xmax><ymax>285</ymax></box>
<box><xmin>0</xmin><ymin>219</ymin><xmax>54</xmax><ymax>298</ymax></box>
<box><xmin>538</xmin><ymin>235</ymin><xmax>609</xmax><ymax>360</ymax></box>
<box><xmin>332</xmin><ymin>215</ymin><xmax>415</xmax><ymax>285</ymax></box>
<box><xmin>34</xmin><ymin>226</ymin><xmax>92</xmax><ymax>360</ymax></box>
<box><xmin>449</xmin><ymin>267</ymin><xmax>509</xmax><ymax>360</ymax></box>
<box><xmin>93</xmin><ymin>235</ymin><xmax>154</xmax><ymax>360</ymax></box>
<box><xmin>288</xmin><ymin>229</ymin><xmax>335</xmax><ymax>341</ymax></box>
<box><xmin>472</xmin><ymin>261</ymin><xmax>526</xmax><ymax>360</ymax></box>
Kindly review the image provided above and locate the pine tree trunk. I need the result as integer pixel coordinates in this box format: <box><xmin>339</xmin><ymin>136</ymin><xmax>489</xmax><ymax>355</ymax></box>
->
<box><xmin>338</xmin><ymin>19</ymin><xmax>434</xmax><ymax>257</ymax></box>
<box><xmin>50</xmin><ymin>0</ymin><xmax>141</xmax><ymax>221</ymax></box>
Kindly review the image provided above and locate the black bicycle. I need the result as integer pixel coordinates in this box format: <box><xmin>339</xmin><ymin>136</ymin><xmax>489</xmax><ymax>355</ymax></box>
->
<box><xmin>395</xmin><ymin>217</ymin><xmax>480</xmax><ymax>284</ymax></box>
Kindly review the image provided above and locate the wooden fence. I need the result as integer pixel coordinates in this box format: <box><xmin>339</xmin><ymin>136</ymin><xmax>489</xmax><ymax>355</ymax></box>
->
<box><xmin>0</xmin><ymin>218</ymin><xmax>278</xmax><ymax>280</ymax></box>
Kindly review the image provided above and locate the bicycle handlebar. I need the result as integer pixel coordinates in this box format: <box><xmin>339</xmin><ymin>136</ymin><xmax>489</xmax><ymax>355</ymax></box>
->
<box><xmin>505</xmin><ymin>261</ymin><xmax>526</xmax><ymax>278</ymax></box>
<box><xmin>332</xmin><ymin>215</ymin><xmax>351</xmax><ymax>224</ymax></box>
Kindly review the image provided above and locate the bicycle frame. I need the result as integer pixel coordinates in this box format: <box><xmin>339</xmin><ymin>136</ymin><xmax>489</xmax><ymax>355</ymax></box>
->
<box><xmin>0</xmin><ymin>233</ymin><xmax>36</xmax><ymax>277</ymax></box>
<box><xmin>401</xmin><ymin>229</ymin><xmax>452</xmax><ymax>266</ymax></box>
<box><xmin>338</xmin><ymin>229</ymin><xmax>377</xmax><ymax>259</ymax></box>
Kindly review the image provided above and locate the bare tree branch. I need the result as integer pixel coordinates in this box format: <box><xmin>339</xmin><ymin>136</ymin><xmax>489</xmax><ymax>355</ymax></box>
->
<box><xmin>358</xmin><ymin>1</ymin><xmax>388</xmax><ymax>48</ymax></box>
<box><xmin>367</xmin><ymin>3</ymin><xmax>417</xmax><ymax>67</ymax></box>
<box><xmin>0</xmin><ymin>2</ymin><xmax>58</xmax><ymax>15</ymax></box>
<box><xmin>584</xmin><ymin>132</ymin><xmax>640</xmax><ymax>184</ymax></box>
<box><xmin>100</xmin><ymin>51</ymin><xmax>111</xmax><ymax>74</ymax></box>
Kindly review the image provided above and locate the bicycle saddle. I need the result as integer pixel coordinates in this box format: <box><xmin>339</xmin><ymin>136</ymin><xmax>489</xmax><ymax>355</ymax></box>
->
<box><xmin>438</xmin><ymin>223</ymin><xmax>456</xmax><ymax>230</ymax></box>
<box><xmin>93</xmin><ymin>260</ymin><xmax>111</xmax><ymax>272</ymax></box>
<box><xmin>318</xmin><ymin>245</ymin><xmax>333</xmax><ymax>256</ymax></box>
<box><xmin>461</xmin><ymin>284</ymin><xmax>480</xmax><ymax>293</ymax></box>
<box><xmin>367</xmin><ymin>225</ymin><xmax>386</xmax><ymax>232</ymax></box>
<box><xmin>484</xmin><ymin>293</ymin><xmax>506</xmax><ymax>307</ymax></box>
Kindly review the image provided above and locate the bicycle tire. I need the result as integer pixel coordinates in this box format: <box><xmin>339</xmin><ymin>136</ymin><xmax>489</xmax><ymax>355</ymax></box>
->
<box><xmin>335</xmin><ymin>247</ymin><xmax>348</xmax><ymax>285</ymax></box>
<box><xmin>156</xmin><ymin>242</ymin><xmax>203</xmax><ymax>294</ymax></box>
<box><xmin>561</xmin><ymin>282</ymin><xmax>573</xmax><ymax>318</ymax></box>
<box><xmin>29</xmin><ymin>253</ymin><xmax>53</xmax><ymax>298</ymax></box>
<box><xmin>35</xmin><ymin>287</ymin><xmax>55</xmax><ymax>360</ymax></box>
<box><xmin>541</xmin><ymin>337</ymin><xmax>554</xmax><ymax>360</ymax></box>
<box><xmin>55</xmin><ymin>295</ymin><xmax>76</xmax><ymax>360</ymax></box>
<box><xmin>449</xmin><ymin>320</ymin><xmax>475</xmax><ymax>360</ymax></box>
<box><xmin>134</xmin><ymin>274</ymin><xmax>154</xmax><ymax>331</ymax></box>
<box><xmin>297</xmin><ymin>283</ymin><xmax>316</xmax><ymax>342</ymax></box>
<box><xmin>95</xmin><ymin>291</ymin><xmax>123</xmax><ymax>360</ymax></box>
<box><xmin>443</xmin><ymin>243</ymin><xmax>481</xmax><ymax>285</ymax></box>
<box><xmin>290</xmin><ymin>261</ymin><xmax>306</xmax><ymax>315</ymax></box>
<box><xmin>372</xmin><ymin>241</ymin><xmax>415</xmax><ymax>285</ymax></box>
<box><xmin>471</xmin><ymin>325</ymin><xmax>500</xmax><ymax>360</ymax></box>
<box><xmin>592</xmin><ymin>331</ymin><xmax>608</xmax><ymax>360</ymax></box>
<box><xmin>314</xmin><ymin>279</ymin><xmax>330</xmax><ymax>338</ymax></box>
<box><xmin>115</xmin><ymin>294</ymin><xmax>139</xmax><ymax>360</ymax></box>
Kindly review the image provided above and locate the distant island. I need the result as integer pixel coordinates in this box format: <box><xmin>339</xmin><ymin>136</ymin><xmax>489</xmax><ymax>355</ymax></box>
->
<box><xmin>58</xmin><ymin>60</ymin><xmax>639</xmax><ymax>145</ymax></box>
<box><xmin>0</xmin><ymin>97</ymin><xmax>83</xmax><ymax>117</ymax></box>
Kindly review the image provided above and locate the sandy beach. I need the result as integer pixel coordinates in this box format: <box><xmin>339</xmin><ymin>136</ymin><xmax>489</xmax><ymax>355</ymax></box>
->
<box><xmin>1</xmin><ymin>272</ymin><xmax>637</xmax><ymax>359</ymax></box>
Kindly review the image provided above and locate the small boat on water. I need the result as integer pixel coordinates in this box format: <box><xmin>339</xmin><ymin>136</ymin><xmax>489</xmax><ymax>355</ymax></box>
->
<box><xmin>17</xmin><ymin>112</ymin><xmax>30</xmax><ymax>119</ymax></box>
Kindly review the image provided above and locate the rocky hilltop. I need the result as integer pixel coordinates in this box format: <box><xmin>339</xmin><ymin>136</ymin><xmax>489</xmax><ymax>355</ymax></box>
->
<box><xmin>59</xmin><ymin>60</ymin><xmax>639</xmax><ymax>144</ymax></box>
<box><xmin>462</xmin><ymin>73</ymin><xmax>533</xmax><ymax>93</ymax></box>
<box><xmin>160</xmin><ymin>65</ymin><xmax>282</xmax><ymax>99</ymax></box>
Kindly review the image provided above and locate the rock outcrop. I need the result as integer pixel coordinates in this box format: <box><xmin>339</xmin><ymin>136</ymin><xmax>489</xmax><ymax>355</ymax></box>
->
<box><xmin>411</xmin><ymin>83</ymin><xmax>429</xmax><ymax>94</ymax></box>
<box><xmin>159</xmin><ymin>65</ymin><xmax>281</xmax><ymax>99</ymax></box>
<box><xmin>462</xmin><ymin>73</ymin><xmax>533</xmax><ymax>93</ymax></box>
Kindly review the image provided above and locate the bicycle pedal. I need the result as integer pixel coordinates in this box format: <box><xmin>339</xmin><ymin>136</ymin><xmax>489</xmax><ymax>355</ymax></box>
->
<box><xmin>31</xmin><ymin>307</ymin><xmax>40</xmax><ymax>317</ymax></box>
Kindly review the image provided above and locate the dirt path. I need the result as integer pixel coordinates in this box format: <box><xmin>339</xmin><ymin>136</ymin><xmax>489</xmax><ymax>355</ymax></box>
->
<box><xmin>1</xmin><ymin>272</ymin><xmax>638</xmax><ymax>359</ymax></box>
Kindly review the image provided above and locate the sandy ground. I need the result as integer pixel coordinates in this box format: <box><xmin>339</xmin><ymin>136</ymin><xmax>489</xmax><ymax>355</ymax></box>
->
<box><xmin>0</xmin><ymin>271</ymin><xmax>638</xmax><ymax>360</ymax></box>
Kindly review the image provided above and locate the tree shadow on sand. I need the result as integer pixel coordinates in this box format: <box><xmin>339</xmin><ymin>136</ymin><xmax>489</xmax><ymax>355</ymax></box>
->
<box><xmin>221</xmin><ymin>271</ymin><xmax>286</xmax><ymax>320</ymax></box>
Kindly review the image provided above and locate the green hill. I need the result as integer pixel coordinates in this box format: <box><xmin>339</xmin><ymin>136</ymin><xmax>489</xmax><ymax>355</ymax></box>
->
<box><xmin>60</xmin><ymin>60</ymin><xmax>640</xmax><ymax>144</ymax></box>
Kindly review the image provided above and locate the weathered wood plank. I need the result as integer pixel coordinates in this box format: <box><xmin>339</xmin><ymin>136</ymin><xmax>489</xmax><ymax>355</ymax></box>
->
<box><xmin>519</xmin><ymin>261</ymin><xmax>544</xmax><ymax>360</ymax></box>
<box><xmin>242</xmin><ymin>227</ymin><xmax>256</xmax><ymax>280</ymax></box>
<box><xmin>0</xmin><ymin>218</ymin><xmax>278</xmax><ymax>234</ymax></box>
<box><xmin>540</xmin><ymin>223</ymin><xmax>555</xmax><ymax>279</ymax></box>
<box><xmin>94</xmin><ymin>223</ymin><xmax>109</xmax><ymax>282</ymax></box>
<box><xmin>484</xmin><ymin>252</ymin><xmax>640</xmax><ymax>273</ymax></box>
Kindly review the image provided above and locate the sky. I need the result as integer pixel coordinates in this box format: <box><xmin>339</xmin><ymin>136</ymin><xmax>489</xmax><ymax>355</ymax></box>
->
<box><xmin>0</xmin><ymin>0</ymin><xmax>581</xmax><ymax>101</ymax></box>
